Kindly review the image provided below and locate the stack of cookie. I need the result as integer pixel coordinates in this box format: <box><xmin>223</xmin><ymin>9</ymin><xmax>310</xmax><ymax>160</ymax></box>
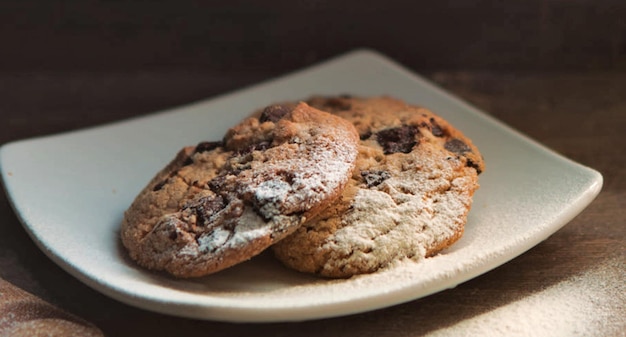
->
<box><xmin>121</xmin><ymin>96</ymin><xmax>484</xmax><ymax>278</ymax></box>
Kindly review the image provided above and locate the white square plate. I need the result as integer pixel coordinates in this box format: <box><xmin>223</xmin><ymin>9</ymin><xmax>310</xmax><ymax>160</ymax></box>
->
<box><xmin>0</xmin><ymin>50</ymin><xmax>602</xmax><ymax>322</ymax></box>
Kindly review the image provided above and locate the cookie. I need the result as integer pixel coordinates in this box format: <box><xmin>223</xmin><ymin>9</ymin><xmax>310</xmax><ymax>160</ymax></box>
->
<box><xmin>121</xmin><ymin>102</ymin><xmax>360</xmax><ymax>277</ymax></box>
<box><xmin>272</xmin><ymin>96</ymin><xmax>484</xmax><ymax>278</ymax></box>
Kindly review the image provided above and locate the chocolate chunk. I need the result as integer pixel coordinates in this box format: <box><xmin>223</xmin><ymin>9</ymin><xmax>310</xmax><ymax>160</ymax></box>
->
<box><xmin>361</xmin><ymin>170</ymin><xmax>391</xmax><ymax>187</ymax></box>
<box><xmin>208</xmin><ymin>175</ymin><xmax>229</xmax><ymax>193</ymax></box>
<box><xmin>467</xmin><ymin>159</ymin><xmax>482</xmax><ymax>174</ymax></box>
<box><xmin>431</xmin><ymin>125</ymin><xmax>444</xmax><ymax>137</ymax></box>
<box><xmin>430</xmin><ymin>118</ymin><xmax>446</xmax><ymax>137</ymax></box>
<box><xmin>153</xmin><ymin>179</ymin><xmax>168</xmax><ymax>191</ymax></box>
<box><xmin>195</xmin><ymin>141</ymin><xmax>222</xmax><ymax>153</ymax></box>
<box><xmin>444</xmin><ymin>138</ymin><xmax>471</xmax><ymax>154</ymax></box>
<box><xmin>360</xmin><ymin>130</ymin><xmax>373</xmax><ymax>140</ymax></box>
<box><xmin>376</xmin><ymin>125</ymin><xmax>419</xmax><ymax>154</ymax></box>
<box><xmin>189</xmin><ymin>195</ymin><xmax>227</xmax><ymax>226</ymax></box>
<box><xmin>260</xmin><ymin>105</ymin><xmax>291</xmax><ymax>123</ymax></box>
<box><xmin>182</xmin><ymin>156</ymin><xmax>194</xmax><ymax>166</ymax></box>
<box><xmin>252</xmin><ymin>141</ymin><xmax>271</xmax><ymax>152</ymax></box>
<box><xmin>237</xmin><ymin>140</ymin><xmax>272</xmax><ymax>156</ymax></box>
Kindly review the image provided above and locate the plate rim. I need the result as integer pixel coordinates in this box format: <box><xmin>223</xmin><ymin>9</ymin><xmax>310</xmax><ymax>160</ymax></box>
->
<box><xmin>0</xmin><ymin>49</ymin><xmax>603</xmax><ymax>322</ymax></box>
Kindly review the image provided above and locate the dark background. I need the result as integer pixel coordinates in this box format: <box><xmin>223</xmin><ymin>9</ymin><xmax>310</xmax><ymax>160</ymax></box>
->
<box><xmin>1</xmin><ymin>0</ymin><xmax>625</xmax><ymax>73</ymax></box>
<box><xmin>2</xmin><ymin>0</ymin><xmax>625</xmax><ymax>143</ymax></box>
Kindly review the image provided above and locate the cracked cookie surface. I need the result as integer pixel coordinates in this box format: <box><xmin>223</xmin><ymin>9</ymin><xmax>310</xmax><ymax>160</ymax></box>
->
<box><xmin>121</xmin><ymin>102</ymin><xmax>359</xmax><ymax>277</ymax></box>
<box><xmin>272</xmin><ymin>96</ymin><xmax>484</xmax><ymax>278</ymax></box>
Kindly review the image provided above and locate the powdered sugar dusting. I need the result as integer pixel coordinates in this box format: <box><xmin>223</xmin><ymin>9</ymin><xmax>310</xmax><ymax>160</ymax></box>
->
<box><xmin>254</xmin><ymin>180</ymin><xmax>292</xmax><ymax>218</ymax></box>
<box><xmin>197</xmin><ymin>228</ymin><xmax>231</xmax><ymax>252</ymax></box>
<box><xmin>312</xmin><ymin>145</ymin><xmax>475</xmax><ymax>275</ymax></box>
<box><xmin>245</xmin><ymin>118</ymin><xmax>359</xmax><ymax>220</ymax></box>
<box><xmin>227</xmin><ymin>208</ymin><xmax>275</xmax><ymax>247</ymax></box>
<box><xmin>286</xmin><ymin>141</ymin><xmax>356</xmax><ymax>206</ymax></box>
<box><xmin>193</xmin><ymin>209</ymin><xmax>275</xmax><ymax>254</ymax></box>
<box><xmin>132</xmin><ymin>102</ymin><xmax>360</xmax><ymax>277</ymax></box>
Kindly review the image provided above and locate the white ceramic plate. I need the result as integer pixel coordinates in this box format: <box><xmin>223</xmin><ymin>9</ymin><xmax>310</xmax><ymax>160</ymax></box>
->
<box><xmin>0</xmin><ymin>50</ymin><xmax>602</xmax><ymax>322</ymax></box>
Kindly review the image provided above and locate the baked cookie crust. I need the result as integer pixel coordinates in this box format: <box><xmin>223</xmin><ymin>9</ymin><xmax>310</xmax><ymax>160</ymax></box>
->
<box><xmin>121</xmin><ymin>102</ymin><xmax>359</xmax><ymax>277</ymax></box>
<box><xmin>272</xmin><ymin>96</ymin><xmax>484</xmax><ymax>278</ymax></box>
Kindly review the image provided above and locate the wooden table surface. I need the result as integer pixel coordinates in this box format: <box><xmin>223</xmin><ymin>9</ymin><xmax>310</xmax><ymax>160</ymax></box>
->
<box><xmin>0</xmin><ymin>64</ymin><xmax>624</xmax><ymax>336</ymax></box>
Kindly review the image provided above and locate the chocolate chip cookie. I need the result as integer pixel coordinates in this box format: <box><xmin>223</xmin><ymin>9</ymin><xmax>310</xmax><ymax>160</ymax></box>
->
<box><xmin>121</xmin><ymin>102</ymin><xmax>360</xmax><ymax>277</ymax></box>
<box><xmin>272</xmin><ymin>96</ymin><xmax>484</xmax><ymax>278</ymax></box>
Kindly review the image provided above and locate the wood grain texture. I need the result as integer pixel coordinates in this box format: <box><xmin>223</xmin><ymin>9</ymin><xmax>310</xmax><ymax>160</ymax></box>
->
<box><xmin>0</xmin><ymin>278</ymin><xmax>104</xmax><ymax>336</ymax></box>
